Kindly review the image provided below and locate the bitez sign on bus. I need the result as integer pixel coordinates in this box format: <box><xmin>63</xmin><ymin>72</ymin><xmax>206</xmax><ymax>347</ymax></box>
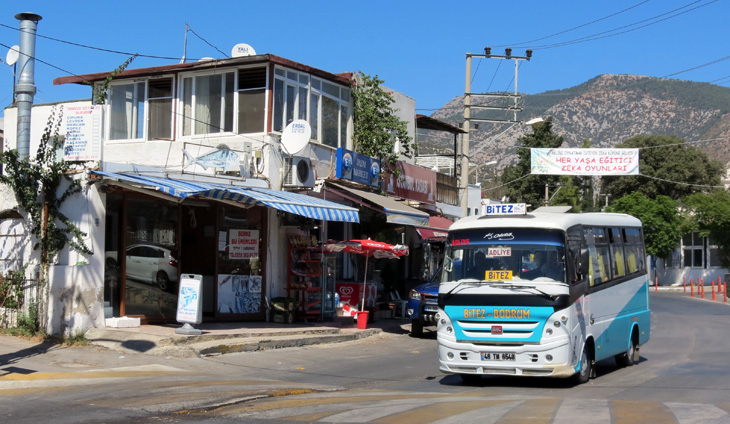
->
<box><xmin>530</xmin><ymin>148</ymin><xmax>639</xmax><ymax>176</ymax></box>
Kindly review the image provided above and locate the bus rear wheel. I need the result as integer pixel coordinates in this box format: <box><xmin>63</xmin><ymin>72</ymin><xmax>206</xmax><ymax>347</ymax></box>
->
<box><xmin>616</xmin><ymin>334</ymin><xmax>639</xmax><ymax>367</ymax></box>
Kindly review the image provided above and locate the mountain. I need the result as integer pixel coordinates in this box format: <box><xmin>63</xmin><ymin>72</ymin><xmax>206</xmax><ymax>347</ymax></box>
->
<box><xmin>420</xmin><ymin>74</ymin><xmax>730</xmax><ymax>177</ymax></box>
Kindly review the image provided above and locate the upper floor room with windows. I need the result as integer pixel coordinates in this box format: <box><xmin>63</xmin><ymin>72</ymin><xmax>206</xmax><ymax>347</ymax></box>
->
<box><xmin>54</xmin><ymin>54</ymin><xmax>354</xmax><ymax>150</ymax></box>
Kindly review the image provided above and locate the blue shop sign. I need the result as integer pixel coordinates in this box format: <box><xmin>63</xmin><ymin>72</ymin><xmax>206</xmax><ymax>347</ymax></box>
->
<box><xmin>336</xmin><ymin>148</ymin><xmax>380</xmax><ymax>188</ymax></box>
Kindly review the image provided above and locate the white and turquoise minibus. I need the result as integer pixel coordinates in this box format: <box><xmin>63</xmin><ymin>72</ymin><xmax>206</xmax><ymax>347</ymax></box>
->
<box><xmin>437</xmin><ymin>206</ymin><xmax>650</xmax><ymax>384</ymax></box>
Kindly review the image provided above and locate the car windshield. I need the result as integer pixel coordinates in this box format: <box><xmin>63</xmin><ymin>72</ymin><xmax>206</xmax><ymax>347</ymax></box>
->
<box><xmin>442</xmin><ymin>228</ymin><xmax>567</xmax><ymax>284</ymax></box>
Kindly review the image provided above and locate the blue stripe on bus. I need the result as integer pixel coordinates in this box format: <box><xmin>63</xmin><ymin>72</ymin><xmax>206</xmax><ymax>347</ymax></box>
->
<box><xmin>596</xmin><ymin>281</ymin><xmax>651</xmax><ymax>360</ymax></box>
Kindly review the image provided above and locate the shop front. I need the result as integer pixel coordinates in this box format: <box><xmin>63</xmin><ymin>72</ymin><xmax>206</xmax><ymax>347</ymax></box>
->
<box><xmin>97</xmin><ymin>171</ymin><xmax>359</xmax><ymax>324</ymax></box>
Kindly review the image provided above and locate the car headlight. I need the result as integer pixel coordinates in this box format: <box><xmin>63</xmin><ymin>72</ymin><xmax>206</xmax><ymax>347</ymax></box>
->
<box><xmin>409</xmin><ymin>289</ymin><xmax>422</xmax><ymax>301</ymax></box>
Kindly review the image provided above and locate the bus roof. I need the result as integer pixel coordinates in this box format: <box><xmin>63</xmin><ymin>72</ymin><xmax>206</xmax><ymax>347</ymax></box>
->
<box><xmin>450</xmin><ymin>211</ymin><xmax>642</xmax><ymax>233</ymax></box>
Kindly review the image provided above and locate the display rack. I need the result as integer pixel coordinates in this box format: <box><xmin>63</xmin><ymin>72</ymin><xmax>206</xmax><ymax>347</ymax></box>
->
<box><xmin>287</xmin><ymin>235</ymin><xmax>323</xmax><ymax>320</ymax></box>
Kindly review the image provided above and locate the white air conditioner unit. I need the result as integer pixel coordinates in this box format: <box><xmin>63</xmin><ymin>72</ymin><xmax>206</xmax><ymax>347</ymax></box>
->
<box><xmin>283</xmin><ymin>157</ymin><xmax>315</xmax><ymax>188</ymax></box>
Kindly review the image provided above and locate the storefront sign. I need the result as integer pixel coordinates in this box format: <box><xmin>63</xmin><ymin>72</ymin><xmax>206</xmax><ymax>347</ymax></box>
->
<box><xmin>229</xmin><ymin>229</ymin><xmax>259</xmax><ymax>259</ymax></box>
<box><xmin>531</xmin><ymin>148</ymin><xmax>640</xmax><ymax>176</ymax></box>
<box><xmin>176</xmin><ymin>274</ymin><xmax>203</xmax><ymax>324</ymax></box>
<box><xmin>384</xmin><ymin>161</ymin><xmax>437</xmax><ymax>205</ymax></box>
<box><xmin>336</xmin><ymin>148</ymin><xmax>380</xmax><ymax>187</ymax></box>
<box><xmin>63</xmin><ymin>105</ymin><xmax>102</xmax><ymax>161</ymax></box>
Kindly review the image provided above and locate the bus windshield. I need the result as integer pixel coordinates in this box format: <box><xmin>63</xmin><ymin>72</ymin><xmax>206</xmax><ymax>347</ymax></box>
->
<box><xmin>443</xmin><ymin>228</ymin><xmax>567</xmax><ymax>284</ymax></box>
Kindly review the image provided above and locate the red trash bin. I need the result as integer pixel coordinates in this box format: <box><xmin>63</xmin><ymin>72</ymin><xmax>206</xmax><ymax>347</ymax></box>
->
<box><xmin>356</xmin><ymin>311</ymin><xmax>369</xmax><ymax>329</ymax></box>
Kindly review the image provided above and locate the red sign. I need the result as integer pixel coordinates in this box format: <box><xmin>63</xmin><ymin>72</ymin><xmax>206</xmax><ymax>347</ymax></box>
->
<box><xmin>384</xmin><ymin>161</ymin><xmax>436</xmax><ymax>205</ymax></box>
<box><xmin>491</xmin><ymin>325</ymin><xmax>503</xmax><ymax>335</ymax></box>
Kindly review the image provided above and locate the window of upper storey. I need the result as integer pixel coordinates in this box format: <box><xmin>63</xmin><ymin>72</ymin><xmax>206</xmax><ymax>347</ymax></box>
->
<box><xmin>181</xmin><ymin>68</ymin><xmax>266</xmax><ymax>137</ymax></box>
<box><xmin>107</xmin><ymin>78</ymin><xmax>173</xmax><ymax>141</ymax></box>
<box><xmin>273</xmin><ymin>67</ymin><xmax>350</xmax><ymax>148</ymax></box>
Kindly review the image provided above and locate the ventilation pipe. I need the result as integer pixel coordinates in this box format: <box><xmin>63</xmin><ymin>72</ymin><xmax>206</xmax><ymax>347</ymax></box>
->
<box><xmin>14</xmin><ymin>12</ymin><xmax>42</xmax><ymax>160</ymax></box>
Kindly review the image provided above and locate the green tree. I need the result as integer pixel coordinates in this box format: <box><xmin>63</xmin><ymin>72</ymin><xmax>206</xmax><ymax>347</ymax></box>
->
<box><xmin>601</xmin><ymin>135</ymin><xmax>723</xmax><ymax>201</ymax></box>
<box><xmin>352</xmin><ymin>71</ymin><xmax>413</xmax><ymax>170</ymax></box>
<box><xmin>682</xmin><ymin>190</ymin><xmax>730</xmax><ymax>266</ymax></box>
<box><xmin>607</xmin><ymin>192</ymin><xmax>684</xmax><ymax>259</ymax></box>
<box><xmin>501</xmin><ymin>117</ymin><xmax>573</xmax><ymax>208</ymax></box>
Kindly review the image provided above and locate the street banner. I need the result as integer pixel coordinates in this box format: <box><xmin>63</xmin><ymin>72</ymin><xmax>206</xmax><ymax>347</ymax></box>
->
<box><xmin>531</xmin><ymin>148</ymin><xmax>640</xmax><ymax>176</ymax></box>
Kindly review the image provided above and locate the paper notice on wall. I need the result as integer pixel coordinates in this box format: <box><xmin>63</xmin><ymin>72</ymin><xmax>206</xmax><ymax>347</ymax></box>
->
<box><xmin>63</xmin><ymin>105</ymin><xmax>102</xmax><ymax>161</ymax></box>
<box><xmin>229</xmin><ymin>229</ymin><xmax>259</xmax><ymax>259</ymax></box>
<box><xmin>531</xmin><ymin>148</ymin><xmax>639</xmax><ymax>176</ymax></box>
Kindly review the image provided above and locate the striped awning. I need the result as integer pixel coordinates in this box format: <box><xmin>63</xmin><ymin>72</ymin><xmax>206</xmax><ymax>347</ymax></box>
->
<box><xmin>91</xmin><ymin>171</ymin><xmax>359</xmax><ymax>223</ymax></box>
<box><xmin>328</xmin><ymin>182</ymin><xmax>430</xmax><ymax>227</ymax></box>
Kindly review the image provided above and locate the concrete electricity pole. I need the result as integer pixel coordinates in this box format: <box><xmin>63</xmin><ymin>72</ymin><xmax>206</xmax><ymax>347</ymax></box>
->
<box><xmin>460</xmin><ymin>47</ymin><xmax>532</xmax><ymax>218</ymax></box>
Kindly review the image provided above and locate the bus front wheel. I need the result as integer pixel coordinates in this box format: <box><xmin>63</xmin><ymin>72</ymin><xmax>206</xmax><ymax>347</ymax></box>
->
<box><xmin>574</xmin><ymin>345</ymin><xmax>592</xmax><ymax>384</ymax></box>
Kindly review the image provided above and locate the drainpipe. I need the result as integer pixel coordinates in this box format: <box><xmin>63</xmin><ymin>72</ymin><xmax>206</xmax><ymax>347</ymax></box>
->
<box><xmin>14</xmin><ymin>12</ymin><xmax>42</xmax><ymax>160</ymax></box>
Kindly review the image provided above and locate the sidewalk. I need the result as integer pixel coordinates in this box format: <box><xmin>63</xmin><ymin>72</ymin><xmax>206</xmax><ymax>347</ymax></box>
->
<box><xmin>85</xmin><ymin>316</ymin><xmax>412</xmax><ymax>358</ymax></box>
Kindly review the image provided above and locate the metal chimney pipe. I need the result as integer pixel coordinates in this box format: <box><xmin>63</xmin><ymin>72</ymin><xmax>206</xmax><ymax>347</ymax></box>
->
<box><xmin>14</xmin><ymin>12</ymin><xmax>42</xmax><ymax>160</ymax></box>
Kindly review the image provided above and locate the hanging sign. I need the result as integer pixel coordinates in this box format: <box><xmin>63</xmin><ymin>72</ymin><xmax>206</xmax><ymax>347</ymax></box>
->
<box><xmin>531</xmin><ymin>148</ymin><xmax>639</xmax><ymax>176</ymax></box>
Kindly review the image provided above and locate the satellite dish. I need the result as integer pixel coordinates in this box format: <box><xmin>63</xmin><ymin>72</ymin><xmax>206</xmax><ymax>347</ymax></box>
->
<box><xmin>281</xmin><ymin>120</ymin><xmax>311</xmax><ymax>155</ymax></box>
<box><xmin>198</xmin><ymin>57</ymin><xmax>215</xmax><ymax>62</ymax></box>
<box><xmin>231</xmin><ymin>43</ymin><xmax>256</xmax><ymax>58</ymax></box>
<box><xmin>5</xmin><ymin>45</ymin><xmax>19</xmax><ymax>66</ymax></box>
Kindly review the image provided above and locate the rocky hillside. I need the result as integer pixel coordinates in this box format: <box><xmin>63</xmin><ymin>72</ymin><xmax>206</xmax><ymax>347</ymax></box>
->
<box><xmin>420</xmin><ymin>74</ymin><xmax>730</xmax><ymax>176</ymax></box>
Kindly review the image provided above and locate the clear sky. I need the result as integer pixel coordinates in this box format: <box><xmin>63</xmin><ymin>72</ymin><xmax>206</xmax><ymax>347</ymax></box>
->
<box><xmin>1</xmin><ymin>0</ymin><xmax>728</xmax><ymax>116</ymax></box>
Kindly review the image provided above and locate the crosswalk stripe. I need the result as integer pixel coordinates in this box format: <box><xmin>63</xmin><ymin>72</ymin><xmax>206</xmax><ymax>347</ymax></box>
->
<box><xmin>665</xmin><ymin>402</ymin><xmax>730</xmax><ymax>424</ymax></box>
<box><xmin>612</xmin><ymin>400</ymin><xmax>675</xmax><ymax>424</ymax></box>
<box><xmin>496</xmin><ymin>398</ymin><xmax>561</xmax><ymax>424</ymax></box>
<box><xmin>553</xmin><ymin>398</ymin><xmax>611</xmax><ymax>423</ymax></box>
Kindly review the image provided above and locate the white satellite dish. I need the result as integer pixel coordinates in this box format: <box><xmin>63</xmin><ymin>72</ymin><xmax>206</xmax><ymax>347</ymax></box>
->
<box><xmin>281</xmin><ymin>120</ymin><xmax>312</xmax><ymax>155</ymax></box>
<box><xmin>5</xmin><ymin>45</ymin><xmax>19</xmax><ymax>66</ymax></box>
<box><xmin>231</xmin><ymin>43</ymin><xmax>256</xmax><ymax>58</ymax></box>
<box><xmin>198</xmin><ymin>57</ymin><xmax>215</xmax><ymax>62</ymax></box>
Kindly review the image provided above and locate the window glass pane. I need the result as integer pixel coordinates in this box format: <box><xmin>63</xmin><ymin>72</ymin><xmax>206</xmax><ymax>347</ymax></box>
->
<box><xmin>273</xmin><ymin>79</ymin><xmax>284</xmax><ymax>132</ymax></box>
<box><xmin>322</xmin><ymin>96</ymin><xmax>339</xmax><ymax>148</ymax></box>
<box><xmin>124</xmin><ymin>197</ymin><xmax>179</xmax><ymax>317</ymax></box>
<box><xmin>238</xmin><ymin>67</ymin><xmax>266</xmax><ymax>89</ymax></box>
<box><xmin>286</xmin><ymin>84</ymin><xmax>295</xmax><ymax>127</ymax></box>
<box><xmin>148</xmin><ymin>78</ymin><xmax>172</xmax><ymax>99</ymax></box>
<box><xmin>710</xmin><ymin>246</ymin><xmax>721</xmax><ymax>267</ymax></box>
<box><xmin>183</xmin><ymin>78</ymin><xmax>193</xmax><ymax>136</ymax></box>
<box><xmin>298</xmin><ymin>86</ymin><xmax>307</xmax><ymax>120</ymax></box>
<box><xmin>224</xmin><ymin>73</ymin><xmax>234</xmax><ymax>132</ymax></box>
<box><xmin>682</xmin><ymin>233</ymin><xmax>693</xmax><ymax>246</ymax></box>
<box><xmin>148</xmin><ymin>98</ymin><xmax>172</xmax><ymax>140</ymax></box>
<box><xmin>237</xmin><ymin>89</ymin><xmax>265</xmax><ymax>133</ymax></box>
<box><xmin>275</xmin><ymin>68</ymin><xmax>285</xmax><ymax>77</ymax></box>
<box><xmin>311</xmin><ymin>78</ymin><xmax>321</xmax><ymax>90</ymax></box>
<box><xmin>287</xmin><ymin>71</ymin><xmax>298</xmax><ymax>81</ymax></box>
<box><xmin>683</xmin><ymin>249</ymin><xmax>692</xmax><ymax>267</ymax></box>
<box><xmin>340</xmin><ymin>105</ymin><xmax>347</xmax><ymax>146</ymax></box>
<box><xmin>310</xmin><ymin>93</ymin><xmax>319</xmax><ymax>141</ymax></box>
<box><xmin>693</xmin><ymin>248</ymin><xmax>703</xmax><ymax>268</ymax></box>
<box><xmin>341</xmin><ymin>88</ymin><xmax>350</xmax><ymax>102</ymax></box>
<box><xmin>109</xmin><ymin>82</ymin><xmax>145</xmax><ymax>140</ymax></box>
<box><xmin>613</xmin><ymin>245</ymin><xmax>626</xmax><ymax>277</ymax></box>
<box><xmin>195</xmin><ymin>74</ymin><xmax>222</xmax><ymax>134</ymax></box>
<box><xmin>322</xmin><ymin>81</ymin><xmax>340</xmax><ymax>98</ymax></box>
<box><xmin>299</xmin><ymin>74</ymin><xmax>309</xmax><ymax>84</ymax></box>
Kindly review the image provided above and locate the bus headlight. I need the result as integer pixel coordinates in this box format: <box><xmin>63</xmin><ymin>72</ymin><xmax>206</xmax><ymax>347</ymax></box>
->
<box><xmin>409</xmin><ymin>289</ymin><xmax>422</xmax><ymax>301</ymax></box>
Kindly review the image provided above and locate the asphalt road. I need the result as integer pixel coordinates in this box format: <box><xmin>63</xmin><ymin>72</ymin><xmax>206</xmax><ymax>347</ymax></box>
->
<box><xmin>1</xmin><ymin>291</ymin><xmax>729</xmax><ymax>423</ymax></box>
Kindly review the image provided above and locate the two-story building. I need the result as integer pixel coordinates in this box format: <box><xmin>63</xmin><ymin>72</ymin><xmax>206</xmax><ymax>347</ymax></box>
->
<box><xmin>2</xmin><ymin>51</ymin><xmax>468</xmax><ymax>335</ymax></box>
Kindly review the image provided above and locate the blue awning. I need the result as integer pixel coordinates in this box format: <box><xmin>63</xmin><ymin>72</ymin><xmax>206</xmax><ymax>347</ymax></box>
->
<box><xmin>91</xmin><ymin>171</ymin><xmax>359</xmax><ymax>223</ymax></box>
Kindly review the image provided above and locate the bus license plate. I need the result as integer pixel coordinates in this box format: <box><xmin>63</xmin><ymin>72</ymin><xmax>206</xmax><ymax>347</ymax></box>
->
<box><xmin>424</xmin><ymin>305</ymin><xmax>438</xmax><ymax>312</ymax></box>
<box><xmin>484</xmin><ymin>270</ymin><xmax>512</xmax><ymax>281</ymax></box>
<box><xmin>481</xmin><ymin>352</ymin><xmax>516</xmax><ymax>361</ymax></box>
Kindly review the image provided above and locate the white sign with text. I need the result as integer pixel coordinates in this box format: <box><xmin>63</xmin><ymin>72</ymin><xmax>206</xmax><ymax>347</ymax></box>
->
<box><xmin>531</xmin><ymin>148</ymin><xmax>639</xmax><ymax>176</ymax></box>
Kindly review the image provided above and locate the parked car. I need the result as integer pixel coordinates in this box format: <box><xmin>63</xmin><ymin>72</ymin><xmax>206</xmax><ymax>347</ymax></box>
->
<box><xmin>407</xmin><ymin>267</ymin><xmax>442</xmax><ymax>336</ymax></box>
<box><xmin>106</xmin><ymin>244</ymin><xmax>179</xmax><ymax>292</ymax></box>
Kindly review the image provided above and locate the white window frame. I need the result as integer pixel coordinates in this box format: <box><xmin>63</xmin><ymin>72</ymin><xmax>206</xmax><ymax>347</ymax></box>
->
<box><xmin>272</xmin><ymin>66</ymin><xmax>351</xmax><ymax>148</ymax></box>
<box><xmin>178</xmin><ymin>70</ymin><xmax>236</xmax><ymax>138</ymax></box>
<box><xmin>104</xmin><ymin>76</ymin><xmax>175</xmax><ymax>144</ymax></box>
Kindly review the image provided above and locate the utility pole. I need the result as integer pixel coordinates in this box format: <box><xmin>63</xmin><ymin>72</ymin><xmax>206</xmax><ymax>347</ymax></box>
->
<box><xmin>460</xmin><ymin>47</ymin><xmax>532</xmax><ymax>218</ymax></box>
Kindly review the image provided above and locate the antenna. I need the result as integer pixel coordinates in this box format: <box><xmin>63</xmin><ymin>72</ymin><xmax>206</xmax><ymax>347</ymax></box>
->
<box><xmin>231</xmin><ymin>43</ymin><xmax>256</xmax><ymax>58</ymax></box>
<box><xmin>180</xmin><ymin>23</ymin><xmax>188</xmax><ymax>64</ymax></box>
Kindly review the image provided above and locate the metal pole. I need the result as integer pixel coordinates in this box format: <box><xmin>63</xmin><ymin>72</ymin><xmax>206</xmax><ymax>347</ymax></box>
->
<box><xmin>460</xmin><ymin>54</ymin><xmax>472</xmax><ymax>218</ymax></box>
<box><xmin>14</xmin><ymin>12</ymin><xmax>42</xmax><ymax>160</ymax></box>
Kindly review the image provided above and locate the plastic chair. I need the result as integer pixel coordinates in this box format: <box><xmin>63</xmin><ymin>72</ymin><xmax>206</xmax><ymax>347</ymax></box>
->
<box><xmin>389</xmin><ymin>291</ymin><xmax>408</xmax><ymax>319</ymax></box>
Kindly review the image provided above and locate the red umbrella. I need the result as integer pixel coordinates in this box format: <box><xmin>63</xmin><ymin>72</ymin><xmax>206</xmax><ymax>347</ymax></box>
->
<box><xmin>325</xmin><ymin>239</ymin><xmax>409</xmax><ymax>311</ymax></box>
